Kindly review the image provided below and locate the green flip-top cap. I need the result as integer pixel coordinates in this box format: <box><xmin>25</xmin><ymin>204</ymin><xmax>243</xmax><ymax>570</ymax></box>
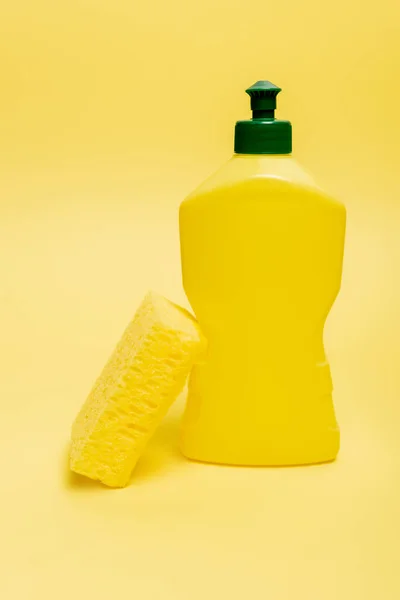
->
<box><xmin>234</xmin><ymin>81</ymin><xmax>292</xmax><ymax>154</ymax></box>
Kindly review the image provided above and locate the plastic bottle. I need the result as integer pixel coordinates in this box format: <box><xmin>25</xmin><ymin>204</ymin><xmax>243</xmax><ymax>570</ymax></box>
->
<box><xmin>179</xmin><ymin>81</ymin><xmax>346</xmax><ymax>466</ymax></box>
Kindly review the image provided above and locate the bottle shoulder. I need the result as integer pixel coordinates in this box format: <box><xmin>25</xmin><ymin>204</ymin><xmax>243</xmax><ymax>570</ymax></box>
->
<box><xmin>182</xmin><ymin>155</ymin><xmax>345</xmax><ymax>212</ymax></box>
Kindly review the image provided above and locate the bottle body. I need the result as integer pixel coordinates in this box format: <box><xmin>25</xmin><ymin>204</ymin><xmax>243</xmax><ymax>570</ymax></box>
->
<box><xmin>179</xmin><ymin>155</ymin><xmax>346</xmax><ymax>465</ymax></box>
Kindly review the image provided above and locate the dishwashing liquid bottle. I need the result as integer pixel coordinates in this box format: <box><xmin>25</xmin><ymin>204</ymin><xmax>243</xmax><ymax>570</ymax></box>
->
<box><xmin>179</xmin><ymin>81</ymin><xmax>346</xmax><ymax>466</ymax></box>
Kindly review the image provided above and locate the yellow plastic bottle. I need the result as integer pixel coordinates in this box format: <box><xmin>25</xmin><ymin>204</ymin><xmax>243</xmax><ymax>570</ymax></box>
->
<box><xmin>179</xmin><ymin>81</ymin><xmax>346</xmax><ymax>466</ymax></box>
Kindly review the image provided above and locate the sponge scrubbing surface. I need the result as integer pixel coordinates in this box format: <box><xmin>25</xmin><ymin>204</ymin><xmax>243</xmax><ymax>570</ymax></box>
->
<box><xmin>70</xmin><ymin>291</ymin><xmax>206</xmax><ymax>488</ymax></box>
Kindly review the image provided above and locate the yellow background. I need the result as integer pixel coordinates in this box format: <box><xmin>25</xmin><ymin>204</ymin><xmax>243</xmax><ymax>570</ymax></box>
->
<box><xmin>1</xmin><ymin>1</ymin><xmax>399</xmax><ymax>598</ymax></box>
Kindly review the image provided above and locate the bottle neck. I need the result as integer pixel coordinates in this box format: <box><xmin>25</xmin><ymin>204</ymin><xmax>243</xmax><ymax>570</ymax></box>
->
<box><xmin>252</xmin><ymin>110</ymin><xmax>275</xmax><ymax>119</ymax></box>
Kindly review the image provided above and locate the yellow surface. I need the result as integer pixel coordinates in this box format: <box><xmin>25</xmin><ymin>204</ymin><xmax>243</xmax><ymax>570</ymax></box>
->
<box><xmin>0</xmin><ymin>1</ymin><xmax>399</xmax><ymax>598</ymax></box>
<box><xmin>70</xmin><ymin>291</ymin><xmax>206</xmax><ymax>487</ymax></box>
<box><xmin>180</xmin><ymin>155</ymin><xmax>345</xmax><ymax>465</ymax></box>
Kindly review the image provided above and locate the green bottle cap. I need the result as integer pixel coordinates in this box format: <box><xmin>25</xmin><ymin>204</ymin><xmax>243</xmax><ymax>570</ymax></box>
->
<box><xmin>234</xmin><ymin>81</ymin><xmax>292</xmax><ymax>155</ymax></box>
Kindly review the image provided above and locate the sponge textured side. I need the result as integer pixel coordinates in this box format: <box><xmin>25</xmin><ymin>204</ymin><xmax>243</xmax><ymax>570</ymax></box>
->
<box><xmin>70</xmin><ymin>292</ymin><xmax>206</xmax><ymax>487</ymax></box>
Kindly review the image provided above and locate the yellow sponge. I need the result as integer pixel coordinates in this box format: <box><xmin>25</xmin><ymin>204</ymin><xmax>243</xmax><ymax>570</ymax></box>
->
<box><xmin>70</xmin><ymin>291</ymin><xmax>206</xmax><ymax>487</ymax></box>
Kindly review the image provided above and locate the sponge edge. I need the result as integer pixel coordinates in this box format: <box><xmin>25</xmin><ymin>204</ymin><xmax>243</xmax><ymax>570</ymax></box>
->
<box><xmin>69</xmin><ymin>291</ymin><xmax>206</xmax><ymax>488</ymax></box>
